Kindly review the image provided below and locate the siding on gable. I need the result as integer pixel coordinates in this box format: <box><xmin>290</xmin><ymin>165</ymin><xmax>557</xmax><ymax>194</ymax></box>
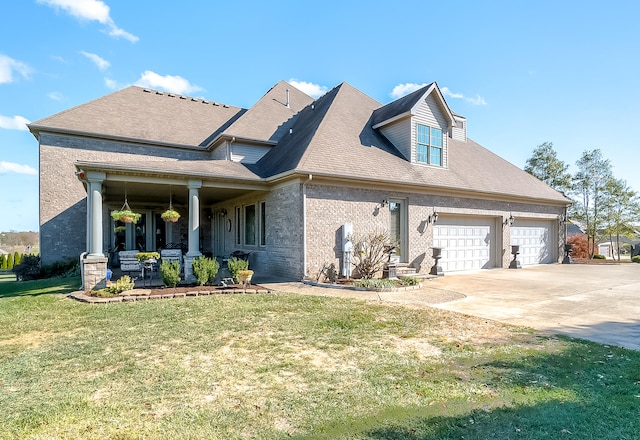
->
<box><xmin>413</xmin><ymin>94</ymin><xmax>449</xmax><ymax>168</ymax></box>
<box><xmin>451</xmin><ymin>117</ymin><xmax>467</xmax><ymax>142</ymax></box>
<box><xmin>230</xmin><ymin>143</ymin><xmax>272</xmax><ymax>164</ymax></box>
<box><xmin>379</xmin><ymin>118</ymin><xmax>411</xmax><ymax>160</ymax></box>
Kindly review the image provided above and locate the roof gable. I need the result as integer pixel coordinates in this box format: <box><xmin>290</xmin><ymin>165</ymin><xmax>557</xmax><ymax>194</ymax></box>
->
<box><xmin>371</xmin><ymin>82</ymin><xmax>456</xmax><ymax>129</ymax></box>
<box><xmin>221</xmin><ymin>80</ymin><xmax>314</xmax><ymax>145</ymax></box>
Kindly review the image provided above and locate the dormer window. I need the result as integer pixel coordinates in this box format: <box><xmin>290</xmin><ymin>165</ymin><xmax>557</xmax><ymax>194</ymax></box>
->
<box><xmin>416</xmin><ymin>124</ymin><xmax>443</xmax><ymax>166</ymax></box>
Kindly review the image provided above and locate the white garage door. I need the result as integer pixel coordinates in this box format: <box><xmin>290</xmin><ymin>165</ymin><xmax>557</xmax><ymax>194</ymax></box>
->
<box><xmin>511</xmin><ymin>220</ymin><xmax>554</xmax><ymax>266</ymax></box>
<box><xmin>433</xmin><ymin>217</ymin><xmax>496</xmax><ymax>272</ymax></box>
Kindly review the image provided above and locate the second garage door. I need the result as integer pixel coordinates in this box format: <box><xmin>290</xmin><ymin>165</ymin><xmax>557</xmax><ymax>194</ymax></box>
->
<box><xmin>433</xmin><ymin>217</ymin><xmax>496</xmax><ymax>272</ymax></box>
<box><xmin>511</xmin><ymin>220</ymin><xmax>555</xmax><ymax>266</ymax></box>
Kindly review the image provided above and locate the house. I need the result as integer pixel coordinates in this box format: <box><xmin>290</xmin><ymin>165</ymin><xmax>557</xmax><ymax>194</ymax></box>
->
<box><xmin>29</xmin><ymin>81</ymin><xmax>571</xmax><ymax>290</ymax></box>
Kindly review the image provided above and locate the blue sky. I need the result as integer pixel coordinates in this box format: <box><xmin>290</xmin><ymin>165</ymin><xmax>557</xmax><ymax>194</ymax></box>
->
<box><xmin>1</xmin><ymin>0</ymin><xmax>639</xmax><ymax>232</ymax></box>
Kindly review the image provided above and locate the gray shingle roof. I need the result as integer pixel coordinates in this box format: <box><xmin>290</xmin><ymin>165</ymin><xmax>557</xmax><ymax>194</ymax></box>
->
<box><xmin>222</xmin><ymin>81</ymin><xmax>314</xmax><ymax>143</ymax></box>
<box><xmin>33</xmin><ymin>80</ymin><xmax>569</xmax><ymax>204</ymax></box>
<box><xmin>30</xmin><ymin>86</ymin><xmax>245</xmax><ymax>148</ymax></box>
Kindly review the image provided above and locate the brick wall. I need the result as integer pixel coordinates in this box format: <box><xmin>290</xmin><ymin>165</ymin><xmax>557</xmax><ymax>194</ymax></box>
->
<box><xmin>39</xmin><ymin>133</ymin><xmax>209</xmax><ymax>265</ymax></box>
<box><xmin>304</xmin><ymin>183</ymin><xmax>565</xmax><ymax>279</ymax></box>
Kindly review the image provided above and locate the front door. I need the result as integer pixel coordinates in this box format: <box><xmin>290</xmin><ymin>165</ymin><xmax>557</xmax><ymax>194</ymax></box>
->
<box><xmin>389</xmin><ymin>199</ymin><xmax>407</xmax><ymax>263</ymax></box>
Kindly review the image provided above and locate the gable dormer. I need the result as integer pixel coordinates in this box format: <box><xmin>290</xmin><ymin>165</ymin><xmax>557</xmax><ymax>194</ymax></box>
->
<box><xmin>372</xmin><ymin>83</ymin><xmax>456</xmax><ymax>168</ymax></box>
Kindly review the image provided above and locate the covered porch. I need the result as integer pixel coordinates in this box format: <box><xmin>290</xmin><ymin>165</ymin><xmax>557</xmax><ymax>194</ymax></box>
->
<box><xmin>76</xmin><ymin>161</ymin><xmax>268</xmax><ymax>290</ymax></box>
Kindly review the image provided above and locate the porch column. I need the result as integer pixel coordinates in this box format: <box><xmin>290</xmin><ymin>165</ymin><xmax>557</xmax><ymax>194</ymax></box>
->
<box><xmin>87</xmin><ymin>172</ymin><xmax>106</xmax><ymax>258</ymax></box>
<box><xmin>82</xmin><ymin>171</ymin><xmax>107</xmax><ymax>292</ymax></box>
<box><xmin>185</xmin><ymin>180</ymin><xmax>202</xmax><ymax>282</ymax></box>
<box><xmin>187</xmin><ymin>179</ymin><xmax>202</xmax><ymax>257</ymax></box>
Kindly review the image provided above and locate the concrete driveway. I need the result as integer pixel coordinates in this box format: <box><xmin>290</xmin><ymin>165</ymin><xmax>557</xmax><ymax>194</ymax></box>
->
<box><xmin>428</xmin><ymin>264</ymin><xmax>640</xmax><ymax>350</ymax></box>
<box><xmin>264</xmin><ymin>263</ymin><xmax>640</xmax><ymax>350</ymax></box>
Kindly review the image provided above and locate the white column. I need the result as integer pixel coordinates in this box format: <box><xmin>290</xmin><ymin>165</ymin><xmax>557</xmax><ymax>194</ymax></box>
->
<box><xmin>87</xmin><ymin>172</ymin><xmax>106</xmax><ymax>258</ymax></box>
<box><xmin>187</xmin><ymin>179</ymin><xmax>202</xmax><ymax>257</ymax></box>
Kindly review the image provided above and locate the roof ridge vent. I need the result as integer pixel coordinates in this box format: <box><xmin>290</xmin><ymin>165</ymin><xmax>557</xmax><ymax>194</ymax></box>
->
<box><xmin>156</xmin><ymin>91</ymin><xmax>163</xmax><ymax>95</ymax></box>
<box><xmin>142</xmin><ymin>89</ymin><xmax>151</xmax><ymax>93</ymax></box>
<box><xmin>223</xmin><ymin>104</ymin><xmax>229</xmax><ymax>108</ymax></box>
<box><xmin>212</xmin><ymin>102</ymin><xmax>219</xmax><ymax>106</ymax></box>
<box><xmin>168</xmin><ymin>93</ymin><xmax>175</xmax><ymax>97</ymax></box>
<box><xmin>179</xmin><ymin>96</ymin><xmax>187</xmax><ymax>100</ymax></box>
<box><xmin>191</xmin><ymin>98</ymin><xmax>199</xmax><ymax>102</ymax></box>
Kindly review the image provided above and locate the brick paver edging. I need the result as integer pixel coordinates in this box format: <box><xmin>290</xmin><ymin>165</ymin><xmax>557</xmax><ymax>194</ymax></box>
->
<box><xmin>302</xmin><ymin>280</ymin><xmax>424</xmax><ymax>292</ymax></box>
<box><xmin>68</xmin><ymin>288</ymin><xmax>271</xmax><ymax>304</ymax></box>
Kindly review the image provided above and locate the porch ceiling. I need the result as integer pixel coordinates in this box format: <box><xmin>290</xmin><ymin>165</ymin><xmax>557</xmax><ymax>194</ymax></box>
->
<box><xmin>103</xmin><ymin>180</ymin><xmax>262</xmax><ymax>209</ymax></box>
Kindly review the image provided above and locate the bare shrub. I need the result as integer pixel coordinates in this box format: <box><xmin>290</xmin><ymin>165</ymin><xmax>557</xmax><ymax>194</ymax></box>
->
<box><xmin>350</xmin><ymin>230</ymin><xmax>397</xmax><ymax>279</ymax></box>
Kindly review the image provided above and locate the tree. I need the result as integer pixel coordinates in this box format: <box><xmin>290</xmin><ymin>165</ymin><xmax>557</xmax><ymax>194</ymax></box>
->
<box><xmin>524</xmin><ymin>142</ymin><xmax>572</xmax><ymax>194</ymax></box>
<box><xmin>572</xmin><ymin>149</ymin><xmax>613</xmax><ymax>258</ymax></box>
<box><xmin>0</xmin><ymin>254</ymin><xmax>5</xmax><ymax>270</ymax></box>
<box><xmin>13</xmin><ymin>252</ymin><xmax>21</xmax><ymax>267</ymax></box>
<box><xmin>6</xmin><ymin>253</ymin><xmax>13</xmax><ymax>270</ymax></box>
<box><xmin>601</xmin><ymin>178</ymin><xmax>640</xmax><ymax>260</ymax></box>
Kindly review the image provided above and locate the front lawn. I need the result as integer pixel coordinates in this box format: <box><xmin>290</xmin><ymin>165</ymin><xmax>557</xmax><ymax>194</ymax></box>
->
<box><xmin>1</xmin><ymin>277</ymin><xmax>639</xmax><ymax>439</ymax></box>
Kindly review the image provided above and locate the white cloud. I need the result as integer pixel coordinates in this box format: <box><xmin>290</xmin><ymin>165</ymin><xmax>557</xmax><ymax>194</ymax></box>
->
<box><xmin>104</xmin><ymin>77</ymin><xmax>120</xmax><ymax>89</ymax></box>
<box><xmin>0</xmin><ymin>54</ymin><xmax>31</xmax><ymax>84</ymax></box>
<box><xmin>80</xmin><ymin>51</ymin><xmax>110</xmax><ymax>70</ymax></box>
<box><xmin>134</xmin><ymin>71</ymin><xmax>203</xmax><ymax>95</ymax></box>
<box><xmin>0</xmin><ymin>162</ymin><xmax>37</xmax><ymax>175</ymax></box>
<box><xmin>390</xmin><ymin>83</ymin><xmax>429</xmax><ymax>99</ymax></box>
<box><xmin>38</xmin><ymin>0</ymin><xmax>139</xmax><ymax>42</ymax></box>
<box><xmin>441</xmin><ymin>86</ymin><xmax>487</xmax><ymax>106</ymax></box>
<box><xmin>47</xmin><ymin>91</ymin><xmax>64</xmax><ymax>101</ymax></box>
<box><xmin>0</xmin><ymin>115</ymin><xmax>30</xmax><ymax>131</ymax></box>
<box><xmin>288</xmin><ymin>79</ymin><xmax>328</xmax><ymax>99</ymax></box>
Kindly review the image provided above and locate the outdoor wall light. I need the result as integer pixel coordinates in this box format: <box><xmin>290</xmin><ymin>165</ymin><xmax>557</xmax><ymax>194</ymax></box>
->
<box><xmin>428</xmin><ymin>211</ymin><xmax>439</xmax><ymax>225</ymax></box>
<box><xmin>381</xmin><ymin>199</ymin><xmax>389</xmax><ymax>207</ymax></box>
<box><xmin>504</xmin><ymin>214</ymin><xmax>515</xmax><ymax>226</ymax></box>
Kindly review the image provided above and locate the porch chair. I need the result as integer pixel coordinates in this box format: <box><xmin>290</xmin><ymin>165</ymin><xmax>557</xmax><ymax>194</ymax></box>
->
<box><xmin>118</xmin><ymin>250</ymin><xmax>142</xmax><ymax>277</ymax></box>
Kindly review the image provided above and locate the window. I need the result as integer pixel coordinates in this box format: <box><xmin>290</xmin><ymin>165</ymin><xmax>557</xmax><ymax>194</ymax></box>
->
<box><xmin>416</xmin><ymin>123</ymin><xmax>443</xmax><ymax>166</ymax></box>
<box><xmin>245</xmin><ymin>204</ymin><xmax>256</xmax><ymax>246</ymax></box>
<box><xmin>260</xmin><ymin>201</ymin><xmax>266</xmax><ymax>246</ymax></box>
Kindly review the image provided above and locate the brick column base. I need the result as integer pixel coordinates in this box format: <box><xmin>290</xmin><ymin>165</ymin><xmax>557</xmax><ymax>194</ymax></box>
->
<box><xmin>82</xmin><ymin>257</ymin><xmax>108</xmax><ymax>291</ymax></box>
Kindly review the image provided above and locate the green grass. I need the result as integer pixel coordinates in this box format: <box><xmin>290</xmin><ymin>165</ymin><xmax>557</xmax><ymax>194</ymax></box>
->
<box><xmin>1</xmin><ymin>277</ymin><xmax>640</xmax><ymax>439</ymax></box>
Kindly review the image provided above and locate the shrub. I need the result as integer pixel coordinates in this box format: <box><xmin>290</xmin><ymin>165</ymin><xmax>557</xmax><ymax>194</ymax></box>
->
<box><xmin>13</xmin><ymin>255</ymin><xmax>42</xmax><ymax>281</ymax></box>
<box><xmin>350</xmin><ymin>230</ymin><xmax>397</xmax><ymax>279</ymax></box>
<box><xmin>160</xmin><ymin>261</ymin><xmax>181</xmax><ymax>287</ymax></box>
<box><xmin>353</xmin><ymin>278</ymin><xmax>397</xmax><ymax>289</ymax></box>
<box><xmin>567</xmin><ymin>235</ymin><xmax>589</xmax><ymax>259</ymax></box>
<box><xmin>227</xmin><ymin>257</ymin><xmax>249</xmax><ymax>283</ymax></box>
<box><xmin>108</xmin><ymin>275</ymin><xmax>135</xmax><ymax>294</ymax></box>
<box><xmin>0</xmin><ymin>254</ymin><xmax>6</xmax><ymax>270</ymax></box>
<box><xmin>192</xmin><ymin>256</ymin><xmax>220</xmax><ymax>286</ymax></box>
<box><xmin>593</xmin><ymin>254</ymin><xmax>606</xmax><ymax>260</ymax></box>
<box><xmin>632</xmin><ymin>256</ymin><xmax>640</xmax><ymax>263</ymax></box>
<box><xmin>398</xmin><ymin>276</ymin><xmax>420</xmax><ymax>286</ymax></box>
<box><xmin>13</xmin><ymin>252</ymin><xmax>21</xmax><ymax>266</ymax></box>
<box><xmin>6</xmin><ymin>253</ymin><xmax>13</xmax><ymax>270</ymax></box>
<box><xmin>41</xmin><ymin>257</ymin><xmax>79</xmax><ymax>278</ymax></box>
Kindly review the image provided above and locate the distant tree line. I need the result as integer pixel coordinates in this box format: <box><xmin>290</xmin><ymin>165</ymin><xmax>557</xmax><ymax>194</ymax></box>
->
<box><xmin>525</xmin><ymin>142</ymin><xmax>640</xmax><ymax>259</ymax></box>
<box><xmin>0</xmin><ymin>252</ymin><xmax>25</xmax><ymax>270</ymax></box>
<box><xmin>0</xmin><ymin>231</ymin><xmax>38</xmax><ymax>248</ymax></box>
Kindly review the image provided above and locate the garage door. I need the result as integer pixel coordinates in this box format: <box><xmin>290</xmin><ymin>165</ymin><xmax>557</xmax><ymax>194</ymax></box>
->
<box><xmin>511</xmin><ymin>220</ymin><xmax>554</xmax><ymax>266</ymax></box>
<box><xmin>433</xmin><ymin>217</ymin><xmax>496</xmax><ymax>272</ymax></box>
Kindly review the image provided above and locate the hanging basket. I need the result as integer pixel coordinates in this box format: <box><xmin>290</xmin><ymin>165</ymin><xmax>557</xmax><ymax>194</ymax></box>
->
<box><xmin>161</xmin><ymin>209</ymin><xmax>181</xmax><ymax>223</ymax></box>
<box><xmin>111</xmin><ymin>199</ymin><xmax>141</xmax><ymax>224</ymax></box>
<box><xmin>111</xmin><ymin>209</ymin><xmax>141</xmax><ymax>223</ymax></box>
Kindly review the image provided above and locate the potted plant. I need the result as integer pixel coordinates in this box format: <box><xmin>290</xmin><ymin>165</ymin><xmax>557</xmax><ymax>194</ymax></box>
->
<box><xmin>161</xmin><ymin>209</ymin><xmax>180</xmax><ymax>223</ymax></box>
<box><xmin>237</xmin><ymin>269</ymin><xmax>254</xmax><ymax>288</ymax></box>
<box><xmin>111</xmin><ymin>209</ymin><xmax>141</xmax><ymax>223</ymax></box>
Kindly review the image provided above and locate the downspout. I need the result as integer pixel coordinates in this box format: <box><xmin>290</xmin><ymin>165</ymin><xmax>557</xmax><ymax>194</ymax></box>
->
<box><xmin>302</xmin><ymin>174</ymin><xmax>312</xmax><ymax>279</ymax></box>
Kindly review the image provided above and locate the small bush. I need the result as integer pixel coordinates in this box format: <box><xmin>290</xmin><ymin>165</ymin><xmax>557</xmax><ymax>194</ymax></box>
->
<box><xmin>227</xmin><ymin>257</ymin><xmax>249</xmax><ymax>283</ymax></box>
<box><xmin>568</xmin><ymin>235</ymin><xmax>589</xmax><ymax>259</ymax></box>
<box><xmin>192</xmin><ymin>256</ymin><xmax>220</xmax><ymax>286</ymax></box>
<box><xmin>398</xmin><ymin>276</ymin><xmax>420</xmax><ymax>286</ymax></box>
<box><xmin>632</xmin><ymin>256</ymin><xmax>640</xmax><ymax>263</ymax></box>
<box><xmin>13</xmin><ymin>255</ymin><xmax>42</xmax><ymax>281</ymax></box>
<box><xmin>160</xmin><ymin>261</ymin><xmax>181</xmax><ymax>287</ymax></box>
<box><xmin>42</xmin><ymin>257</ymin><xmax>79</xmax><ymax>278</ymax></box>
<box><xmin>350</xmin><ymin>230</ymin><xmax>397</xmax><ymax>279</ymax></box>
<box><xmin>592</xmin><ymin>254</ymin><xmax>606</xmax><ymax>260</ymax></box>
<box><xmin>136</xmin><ymin>252</ymin><xmax>160</xmax><ymax>261</ymax></box>
<box><xmin>106</xmin><ymin>275</ymin><xmax>135</xmax><ymax>294</ymax></box>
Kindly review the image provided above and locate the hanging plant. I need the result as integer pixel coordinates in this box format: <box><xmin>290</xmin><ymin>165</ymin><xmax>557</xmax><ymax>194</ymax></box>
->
<box><xmin>111</xmin><ymin>192</ymin><xmax>140</xmax><ymax>223</ymax></box>
<box><xmin>111</xmin><ymin>209</ymin><xmax>141</xmax><ymax>223</ymax></box>
<box><xmin>161</xmin><ymin>209</ymin><xmax>180</xmax><ymax>223</ymax></box>
<box><xmin>162</xmin><ymin>186</ymin><xmax>180</xmax><ymax>222</ymax></box>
